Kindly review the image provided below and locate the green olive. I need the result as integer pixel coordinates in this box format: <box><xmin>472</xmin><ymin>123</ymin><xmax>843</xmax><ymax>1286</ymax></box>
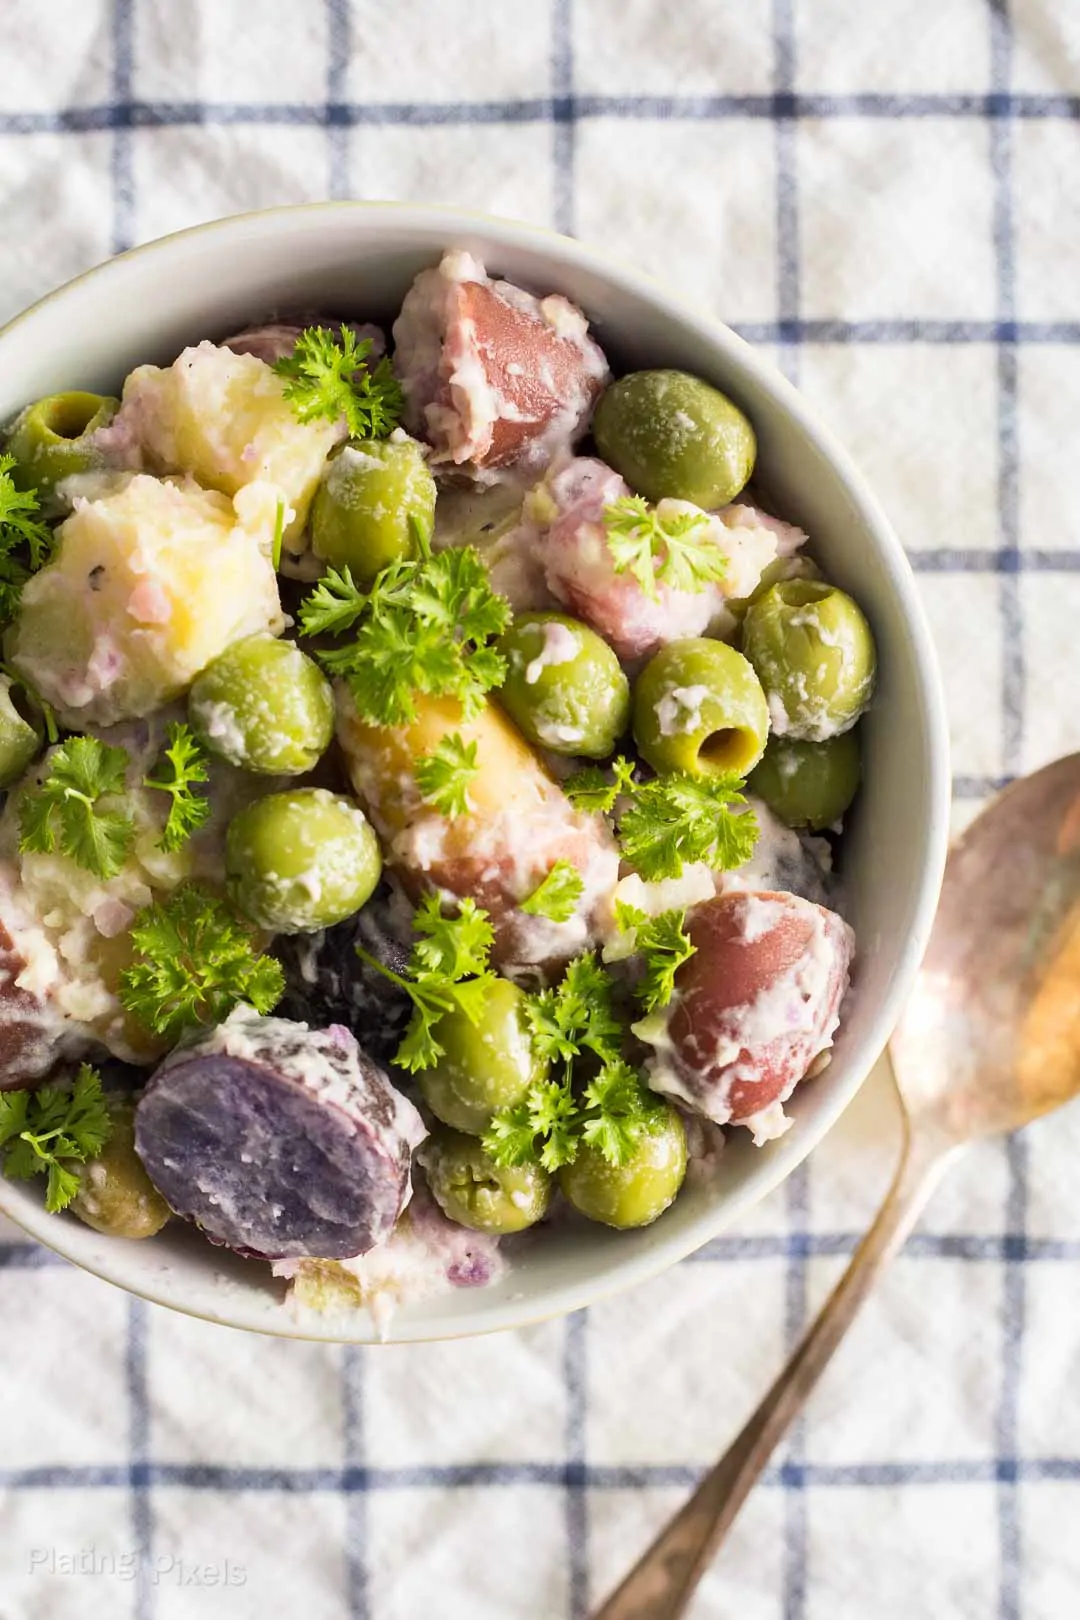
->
<box><xmin>226</xmin><ymin>788</ymin><xmax>382</xmax><ymax>934</ymax></box>
<box><xmin>423</xmin><ymin>1128</ymin><xmax>552</xmax><ymax>1234</ymax></box>
<box><xmin>70</xmin><ymin>1098</ymin><xmax>171</xmax><ymax>1240</ymax></box>
<box><xmin>189</xmin><ymin>633</ymin><xmax>333</xmax><ymax>775</ymax></box>
<box><xmin>748</xmin><ymin>732</ymin><xmax>861</xmax><ymax>831</ymax></box>
<box><xmin>420</xmin><ymin>978</ymin><xmax>546</xmax><ymax>1135</ymax></box>
<box><xmin>727</xmin><ymin>552</ymin><xmax>824</xmax><ymax>622</ymax></box>
<box><xmin>633</xmin><ymin>636</ymin><xmax>769</xmax><ymax>778</ymax></box>
<box><xmin>741</xmin><ymin>580</ymin><xmax>877</xmax><ymax>741</ymax></box>
<box><xmin>4</xmin><ymin>391</ymin><xmax>119</xmax><ymax>505</ymax></box>
<box><xmin>311</xmin><ymin>436</ymin><xmax>436</xmax><ymax>584</ymax></box>
<box><xmin>0</xmin><ymin>673</ymin><xmax>43</xmax><ymax>788</ymax></box>
<box><xmin>593</xmin><ymin>370</ymin><xmax>755</xmax><ymax>508</ymax></box>
<box><xmin>559</xmin><ymin>1104</ymin><xmax>687</xmax><ymax>1229</ymax></box>
<box><xmin>495</xmin><ymin>612</ymin><xmax>630</xmax><ymax>758</ymax></box>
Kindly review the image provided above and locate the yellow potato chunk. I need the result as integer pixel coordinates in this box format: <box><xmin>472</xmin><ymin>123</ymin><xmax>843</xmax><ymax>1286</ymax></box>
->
<box><xmin>336</xmin><ymin>690</ymin><xmax>553</xmax><ymax>844</ymax></box>
<box><xmin>117</xmin><ymin>341</ymin><xmax>345</xmax><ymax>542</ymax></box>
<box><xmin>7</xmin><ymin>474</ymin><xmax>285</xmax><ymax>728</ymax></box>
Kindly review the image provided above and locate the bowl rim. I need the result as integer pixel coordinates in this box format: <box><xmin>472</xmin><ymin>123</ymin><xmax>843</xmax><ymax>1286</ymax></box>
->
<box><xmin>0</xmin><ymin>202</ymin><xmax>951</xmax><ymax>1343</ymax></box>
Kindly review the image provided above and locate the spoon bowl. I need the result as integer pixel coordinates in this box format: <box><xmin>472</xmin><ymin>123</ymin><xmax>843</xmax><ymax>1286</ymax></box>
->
<box><xmin>890</xmin><ymin>752</ymin><xmax>1080</xmax><ymax>1140</ymax></box>
<box><xmin>595</xmin><ymin>752</ymin><xmax>1080</xmax><ymax>1620</ymax></box>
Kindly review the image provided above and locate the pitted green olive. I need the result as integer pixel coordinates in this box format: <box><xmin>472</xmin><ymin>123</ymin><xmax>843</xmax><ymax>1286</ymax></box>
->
<box><xmin>748</xmin><ymin>732</ymin><xmax>861</xmax><ymax>830</ymax></box>
<box><xmin>741</xmin><ymin>580</ymin><xmax>877</xmax><ymax>741</ymax></box>
<box><xmin>423</xmin><ymin>1129</ymin><xmax>552</xmax><ymax>1234</ymax></box>
<box><xmin>311</xmin><ymin>436</ymin><xmax>436</xmax><ymax>584</ymax></box>
<box><xmin>4</xmin><ymin>391</ymin><xmax>119</xmax><ymax>505</ymax></box>
<box><xmin>727</xmin><ymin>552</ymin><xmax>824</xmax><ymax>622</ymax></box>
<box><xmin>633</xmin><ymin>637</ymin><xmax>770</xmax><ymax>778</ymax></box>
<box><xmin>495</xmin><ymin>612</ymin><xmax>630</xmax><ymax>758</ymax></box>
<box><xmin>189</xmin><ymin>633</ymin><xmax>333</xmax><ymax>775</ymax></box>
<box><xmin>226</xmin><ymin>788</ymin><xmax>382</xmax><ymax>934</ymax></box>
<box><xmin>559</xmin><ymin>1104</ymin><xmax>687</xmax><ymax>1229</ymax></box>
<box><xmin>593</xmin><ymin>370</ymin><xmax>755</xmax><ymax>509</ymax></box>
<box><xmin>420</xmin><ymin>978</ymin><xmax>545</xmax><ymax>1135</ymax></box>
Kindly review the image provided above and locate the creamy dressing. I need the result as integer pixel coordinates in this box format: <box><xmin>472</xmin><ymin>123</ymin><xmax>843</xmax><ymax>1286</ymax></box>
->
<box><xmin>655</xmin><ymin>683</ymin><xmax>710</xmax><ymax>737</ymax></box>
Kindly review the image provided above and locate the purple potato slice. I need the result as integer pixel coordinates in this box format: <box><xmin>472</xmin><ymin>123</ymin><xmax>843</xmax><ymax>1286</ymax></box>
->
<box><xmin>134</xmin><ymin>1010</ymin><xmax>426</xmax><ymax>1260</ymax></box>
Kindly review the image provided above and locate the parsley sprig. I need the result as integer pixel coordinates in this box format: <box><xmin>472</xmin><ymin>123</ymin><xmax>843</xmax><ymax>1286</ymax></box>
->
<box><xmin>560</xmin><ymin>755</ymin><xmax>637</xmax><ymax>815</ymax></box>
<box><xmin>482</xmin><ymin>955</ymin><xmax>662</xmax><ymax>1171</ymax></box>
<box><xmin>565</xmin><ymin>756</ymin><xmax>758</xmax><ymax>881</ymax></box>
<box><xmin>356</xmin><ymin>893</ymin><xmax>498</xmax><ymax>1072</ymax></box>
<box><xmin>603</xmin><ymin>494</ymin><xmax>726</xmax><ymax>599</ymax></box>
<box><xmin>143</xmin><ymin>722</ymin><xmax>211</xmax><ymax>853</ymax></box>
<box><xmin>0</xmin><ymin>1064</ymin><xmax>112</xmax><ymax>1213</ymax></box>
<box><xmin>118</xmin><ymin>885</ymin><xmax>285</xmax><ymax>1042</ymax></box>
<box><xmin>299</xmin><ymin>528</ymin><xmax>510</xmax><ymax>728</ymax></box>
<box><xmin>520</xmin><ymin>859</ymin><xmax>585</xmax><ymax>923</ymax></box>
<box><xmin>613</xmin><ymin>902</ymin><xmax>697</xmax><ymax>1013</ymax></box>
<box><xmin>273</xmin><ymin>325</ymin><xmax>405</xmax><ymax>440</ymax></box>
<box><xmin>415</xmin><ymin>733</ymin><xmax>478</xmax><ymax>819</ymax></box>
<box><xmin>0</xmin><ymin>454</ymin><xmax>56</xmax><ymax>626</ymax></box>
<box><xmin>19</xmin><ymin>736</ymin><xmax>135</xmax><ymax>879</ymax></box>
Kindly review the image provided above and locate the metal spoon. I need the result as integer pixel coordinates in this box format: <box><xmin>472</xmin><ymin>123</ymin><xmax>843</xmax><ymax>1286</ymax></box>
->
<box><xmin>593</xmin><ymin>753</ymin><xmax>1080</xmax><ymax>1620</ymax></box>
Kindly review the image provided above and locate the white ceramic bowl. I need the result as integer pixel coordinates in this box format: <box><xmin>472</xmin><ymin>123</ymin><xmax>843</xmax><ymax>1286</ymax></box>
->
<box><xmin>0</xmin><ymin>205</ymin><xmax>950</xmax><ymax>1342</ymax></box>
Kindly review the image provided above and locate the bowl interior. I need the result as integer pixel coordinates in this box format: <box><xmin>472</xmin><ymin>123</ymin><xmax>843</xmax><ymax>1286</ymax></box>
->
<box><xmin>0</xmin><ymin>206</ymin><xmax>950</xmax><ymax>1342</ymax></box>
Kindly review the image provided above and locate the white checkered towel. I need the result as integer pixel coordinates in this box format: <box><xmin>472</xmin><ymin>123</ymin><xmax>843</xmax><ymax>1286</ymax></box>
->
<box><xmin>2</xmin><ymin>3</ymin><xmax>1080</xmax><ymax>1617</ymax></box>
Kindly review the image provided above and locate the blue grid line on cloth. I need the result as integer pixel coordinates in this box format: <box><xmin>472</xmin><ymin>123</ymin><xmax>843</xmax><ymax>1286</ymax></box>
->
<box><xmin>2</xmin><ymin>91</ymin><xmax>1080</xmax><ymax>134</ymax></box>
<box><xmin>564</xmin><ymin>1311</ymin><xmax>589</xmax><ymax>1620</ymax></box>
<box><xmin>126</xmin><ymin>1300</ymin><xmax>154</xmax><ymax>1620</ymax></box>
<box><xmin>110</xmin><ymin>0</ymin><xmax>135</xmax><ymax>255</ymax></box>
<box><xmin>989</xmin><ymin>8</ymin><xmax>1026</xmax><ymax>1620</ymax></box>
<box><xmin>3</xmin><ymin>1457</ymin><xmax>1080</xmax><ymax>1493</ymax></box>
<box><xmin>733</xmin><ymin>319</ymin><xmax>1080</xmax><ymax>341</ymax></box>
<box><xmin>342</xmin><ymin>1348</ymin><xmax>371</xmax><ymax>1620</ymax></box>
<box><xmin>911</xmin><ymin>553</ymin><xmax>1080</xmax><ymax>572</ymax></box>
<box><xmin>552</xmin><ymin>0</ymin><xmax>575</xmax><ymax>237</ymax></box>
<box><xmin>327</xmin><ymin>0</ymin><xmax>352</xmax><ymax>201</ymax></box>
<box><xmin>111</xmin><ymin>8</ymin><xmax>153</xmax><ymax>1618</ymax></box>
<box><xmin>769</xmin><ymin>5</ymin><xmax>812</xmax><ymax>1618</ymax></box>
<box><xmin>6</xmin><ymin>1230</ymin><xmax>1080</xmax><ymax>1269</ymax></box>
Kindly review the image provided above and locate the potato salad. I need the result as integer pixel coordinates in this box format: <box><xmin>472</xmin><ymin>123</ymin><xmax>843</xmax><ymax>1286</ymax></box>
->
<box><xmin>0</xmin><ymin>249</ymin><xmax>875</xmax><ymax>1324</ymax></box>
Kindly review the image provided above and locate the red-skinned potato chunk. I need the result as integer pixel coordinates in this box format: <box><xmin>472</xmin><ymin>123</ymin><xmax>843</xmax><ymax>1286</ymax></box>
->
<box><xmin>646</xmin><ymin>890</ymin><xmax>853</xmax><ymax>1140</ymax></box>
<box><xmin>393</xmin><ymin>250</ymin><xmax>609</xmax><ymax>480</ymax></box>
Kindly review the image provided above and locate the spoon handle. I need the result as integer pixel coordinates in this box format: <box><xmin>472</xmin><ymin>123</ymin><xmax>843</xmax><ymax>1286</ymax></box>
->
<box><xmin>591</xmin><ymin>1126</ymin><xmax>963</xmax><ymax>1620</ymax></box>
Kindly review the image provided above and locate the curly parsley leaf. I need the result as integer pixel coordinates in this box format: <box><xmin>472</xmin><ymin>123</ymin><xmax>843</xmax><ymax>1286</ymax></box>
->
<box><xmin>0</xmin><ymin>1064</ymin><xmax>112</xmax><ymax>1213</ymax></box>
<box><xmin>273</xmin><ymin>324</ymin><xmax>405</xmax><ymax>440</ymax></box>
<box><xmin>0</xmin><ymin>454</ymin><xmax>57</xmax><ymax>626</ymax></box>
<box><xmin>301</xmin><ymin>532</ymin><xmax>510</xmax><ymax>728</ymax></box>
<box><xmin>618</xmin><ymin>771</ymin><xmax>758</xmax><ymax>880</ymax></box>
<box><xmin>19</xmin><ymin>736</ymin><xmax>135</xmax><ymax>879</ymax></box>
<box><xmin>143</xmin><ymin>722</ymin><xmax>211</xmax><ymax>853</ymax></box>
<box><xmin>614</xmin><ymin>902</ymin><xmax>697</xmax><ymax>1014</ymax></box>
<box><xmin>519</xmin><ymin>860</ymin><xmax>585</xmax><ymax>924</ymax></box>
<box><xmin>484</xmin><ymin>1055</ymin><xmax>661</xmax><ymax>1173</ymax></box>
<box><xmin>563</xmin><ymin>755</ymin><xmax>637</xmax><ymax>815</ymax></box>
<box><xmin>297</xmin><ymin>564</ymin><xmax>369</xmax><ymax>638</ymax></box>
<box><xmin>415</xmin><ymin>732</ymin><xmax>478</xmax><ymax>819</ymax></box>
<box><xmin>603</xmin><ymin>494</ymin><xmax>726</xmax><ymax>599</ymax></box>
<box><xmin>484</xmin><ymin>1074</ymin><xmax>581</xmax><ymax>1173</ymax></box>
<box><xmin>118</xmin><ymin>885</ymin><xmax>285</xmax><ymax>1043</ymax></box>
<box><xmin>525</xmin><ymin>952</ymin><xmax>624</xmax><ymax>1069</ymax></box>
<box><xmin>580</xmin><ymin>1058</ymin><xmax>665</xmax><ymax>1167</ymax></box>
<box><xmin>356</xmin><ymin>893</ymin><xmax>498</xmax><ymax>1073</ymax></box>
